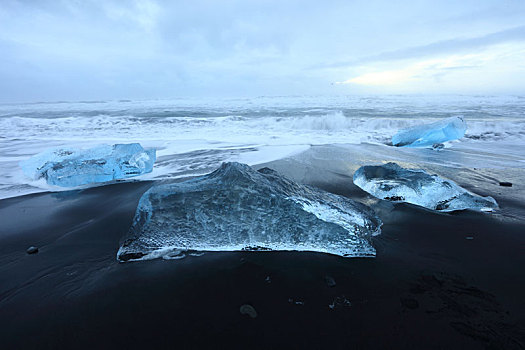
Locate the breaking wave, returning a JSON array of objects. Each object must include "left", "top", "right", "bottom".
[
  {"left": 2, "top": 112, "right": 524, "bottom": 143},
  {"left": 1, "top": 95, "right": 525, "bottom": 199}
]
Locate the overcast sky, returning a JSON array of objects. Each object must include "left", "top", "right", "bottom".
[{"left": 1, "top": 0, "right": 525, "bottom": 102}]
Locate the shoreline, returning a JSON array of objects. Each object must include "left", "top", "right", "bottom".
[{"left": 1, "top": 145, "right": 524, "bottom": 348}]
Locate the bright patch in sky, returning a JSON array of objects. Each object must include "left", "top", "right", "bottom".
[{"left": 337, "top": 43, "right": 525, "bottom": 92}]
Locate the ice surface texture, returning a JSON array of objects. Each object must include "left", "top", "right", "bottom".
[
  {"left": 20, "top": 143, "right": 156, "bottom": 187},
  {"left": 392, "top": 116, "right": 467, "bottom": 147},
  {"left": 117, "top": 162, "right": 382, "bottom": 261},
  {"left": 353, "top": 163, "right": 498, "bottom": 212}
]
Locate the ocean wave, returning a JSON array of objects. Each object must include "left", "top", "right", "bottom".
[
  {"left": 464, "top": 120, "right": 525, "bottom": 141},
  {"left": 257, "top": 112, "right": 417, "bottom": 132},
  {"left": 1, "top": 98, "right": 525, "bottom": 200},
  {"left": 2, "top": 112, "right": 525, "bottom": 143}
]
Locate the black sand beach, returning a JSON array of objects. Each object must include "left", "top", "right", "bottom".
[{"left": 1, "top": 145, "right": 524, "bottom": 349}]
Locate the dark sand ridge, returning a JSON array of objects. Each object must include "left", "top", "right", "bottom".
[{"left": 0, "top": 144, "right": 524, "bottom": 349}]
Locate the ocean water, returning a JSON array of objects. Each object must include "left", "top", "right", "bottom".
[{"left": 1, "top": 95, "right": 524, "bottom": 199}]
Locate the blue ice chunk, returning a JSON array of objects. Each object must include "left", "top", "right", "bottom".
[
  {"left": 392, "top": 116, "right": 467, "bottom": 148},
  {"left": 20, "top": 143, "right": 156, "bottom": 187},
  {"left": 117, "top": 162, "right": 382, "bottom": 262},
  {"left": 353, "top": 162, "right": 498, "bottom": 212}
]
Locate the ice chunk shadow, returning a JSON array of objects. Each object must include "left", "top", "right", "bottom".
[
  {"left": 117, "top": 162, "right": 382, "bottom": 262},
  {"left": 20, "top": 143, "right": 156, "bottom": 187},
  {"left": 353, "top": 163, "right": 498, "bottom": 212}
]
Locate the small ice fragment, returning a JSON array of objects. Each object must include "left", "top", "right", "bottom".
[
  {"left": 353, "top": 163, "right": 498, "bottom": 212},
  {"left": 189, "top": 252, "right": 205, "bottom": 257},
  {"left": 20, "top": 143, "right": 156, "bottom": 187},
  {"left": 329, "top": 296, "right": 351, "bottom": 310},
  {"left": 392, "top": 116, "right": 466, "bottom": 148},
  {"left": 117, "top": 162, "right": 382, "bottom": 262},
  {"left": 26, "top": 246, "right": 38, "bottom": 254},
  {"left": 163, "top": 250, "right": 186, "bottom": 260}
]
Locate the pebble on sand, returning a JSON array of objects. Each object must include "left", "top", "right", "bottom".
[
  {"left": 324, "top": 275, "right": 336, "bottom": 287},
  {"left": 400, "top": 297, "right": 419, "bottom": 309},
  {"left": 239, "top": 304, "right": 257, "bottom": 318}
]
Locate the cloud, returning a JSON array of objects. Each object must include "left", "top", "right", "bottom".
[
  {"left": 102, "top": 0, "right": 161, "bottom": 33},
  {"left": 320, "top": 25, "right": 525, "bottom": 69},
  {"left": 1, "top": 0, "right": 525, "bottom": 101}
]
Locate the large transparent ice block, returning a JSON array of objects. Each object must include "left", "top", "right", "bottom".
[
  {"left": 392, "top": 116, "right": 467, "bottom": 148},
  {"left": 117, "top": 162, "right": 382, "bottom": 261},
  {"left": 20, "top": 143, "right": 156, "bottom": 187},
  {"left": 353, "top": 162, "right": 498, "bottom": 212}
]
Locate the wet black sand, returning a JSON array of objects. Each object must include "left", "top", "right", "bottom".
[{"left": 1, "top": 149, "right": 524, "bottom": 349}]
